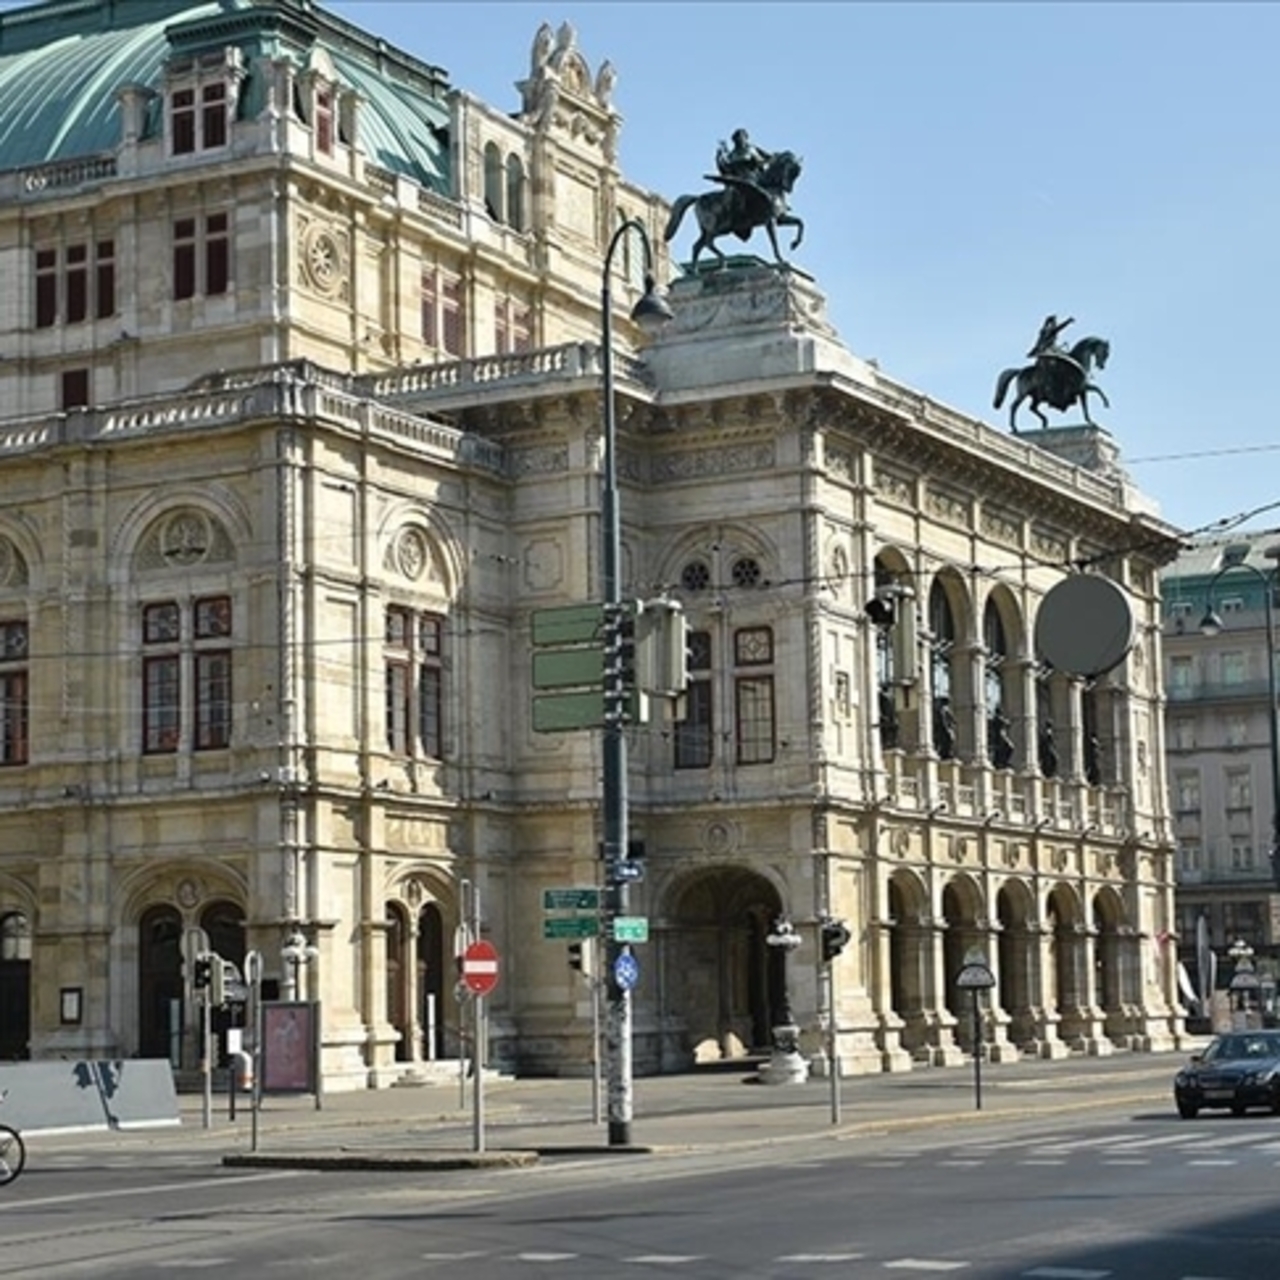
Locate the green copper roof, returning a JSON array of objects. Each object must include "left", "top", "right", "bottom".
[{"left": 0, "top": 0, "right": 451, "bottom": 189}]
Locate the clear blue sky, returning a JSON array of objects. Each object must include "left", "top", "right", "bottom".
[
  {"left": 328, "top": 0, "right": 1280, "bottom": 539},
  {"left": 3, "top": 0, "right": 1267, "bottom": 535}
]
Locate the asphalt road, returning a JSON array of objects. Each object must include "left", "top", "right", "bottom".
[{"left": 4, "top": 1099, "right": 1280, "bottom": 1278}]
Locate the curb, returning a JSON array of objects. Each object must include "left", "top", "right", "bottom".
[
  {"left": 215, "top": 1088, "right": 1169, "bottom": 1171},
  {"left": 223, "top": 1149, "right": 541, "bottom": 1171}
]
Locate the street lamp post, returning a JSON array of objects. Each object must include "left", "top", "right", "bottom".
[
  {"left": 1199, "top": 546, "right": 1280, "bottom": 892},
  {"left": 599, "top": 217, "right": 672, "bottom": 1147}
]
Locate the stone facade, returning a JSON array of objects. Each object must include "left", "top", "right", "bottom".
[{"left": 0, "top": 0, "right": 1186, "bottom": 1084}]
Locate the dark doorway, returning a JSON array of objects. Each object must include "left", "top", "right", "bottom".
[
  {"left": 0, "top": 911, "right": 31, "bottom": 1060},
  {"left": 418, "top": 902, "right": 446, "bottom": 1059},
  {"left": 139, "top": 905, "right": 183, "bottom": 1061}
]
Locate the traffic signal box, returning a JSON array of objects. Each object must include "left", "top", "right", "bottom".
[{"left": 821, "top": 919, "right": 852, "bottom": 963}]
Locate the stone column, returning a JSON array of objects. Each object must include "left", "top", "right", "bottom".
[
  {"left": 1027, "top": 922, "right": 1069, "bottom": 1059},
  {"left": 922, "top": 918, "right": 964, "bottom": 1066}
]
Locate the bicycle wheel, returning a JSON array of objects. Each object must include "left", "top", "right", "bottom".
[{"left": 0, "top": 1123, "right": 25, "bottom": 1185}]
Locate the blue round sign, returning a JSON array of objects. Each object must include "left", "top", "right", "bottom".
[{"left": 613, "top": 952, "right": 640, "bottom": 991}]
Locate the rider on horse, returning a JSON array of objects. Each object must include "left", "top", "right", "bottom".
[
  {"left": 1028, "top": 314, "right": 1078, "bottom": 403},
  {"left": 709, "top": 129, "right": 778, "bottom": 237}
]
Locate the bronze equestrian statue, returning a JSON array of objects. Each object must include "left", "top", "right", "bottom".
[
  {"left": 993, "top": 315, "right": 1111, "bottom": 431},
  {"left": 663, "top": 129, "right": 805, "bottom": 269}
]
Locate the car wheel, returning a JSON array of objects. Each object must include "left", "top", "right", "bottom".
[
  {"left": 1270, "top": 1090, "right": 1280, "bottom": 1116},
  {"left": 1177, "top": 1100, "right": 1199, "bottom": 1119},
  {"left": 1231, "top": 1102, "right": 1248, "bottom": 1116}
]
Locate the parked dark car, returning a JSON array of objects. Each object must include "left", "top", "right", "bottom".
[{"left": 1174, "top": 1030, "right": 1280, "bottom": 1118}]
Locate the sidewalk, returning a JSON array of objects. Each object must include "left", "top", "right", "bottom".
[{"left": 24, "top": 1050, "right": 1187, "bottom": 1171}]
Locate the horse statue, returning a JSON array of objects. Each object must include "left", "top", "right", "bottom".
[
  {"left": 993, "top": 335, "right": 1111, "bottom": 431},
  {"left": 663, "top": 150, "right": 805, "bottom": 270}
]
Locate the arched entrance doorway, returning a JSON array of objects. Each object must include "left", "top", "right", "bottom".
[
  {"left": 887, "top": 870, "right": 929, "bottom": 1058},
  {"left": 941, "top": 875, "right": 985, "bottom": 1049},
  {"left": 996, "top": 879, "right": 1036, "bottom": 1049},
  {"left": 139, "top": 905, "right": 183, "bottom": 1062},
  {"left": 0, "top": 910, "right": 31, "bottom": 1060},
  {"left": 386, "top": 892, "right": 450, "bottom": 1064},
  {"left": 665, "top": 866, "right": 782, "bottom": 1064}
]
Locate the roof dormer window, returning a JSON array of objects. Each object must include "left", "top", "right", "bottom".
[{"left": 166, "top": 51, "right": 241, "bottom": 158}]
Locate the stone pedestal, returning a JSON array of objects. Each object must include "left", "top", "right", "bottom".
[{"left": 641, "top": 259, "right": 876, "bottom": 395}]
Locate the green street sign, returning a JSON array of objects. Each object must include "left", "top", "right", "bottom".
[
  {"left": 532, "top": 689, "right": 647, "bottom": 733},
  {"left": 532, "top": 648, "right": 605, "bottom": 690},
  {"left": 531, "top": 603, "right": 605, "bottom": 648},
  {"left": 543, "top": 916, "right": 600, "bottom": 940},
  {"left": 543, "top": 887, "right": 601, "bottom": 912},
  {"left": 613, "top": 916, "right": 649, "bottom": 943}
]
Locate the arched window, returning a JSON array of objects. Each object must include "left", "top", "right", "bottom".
[
  {"left": 482, "top": 143, "right": 503, "bottom": 222},
  {"left": 984, "top": 599, "right": 1014, "bottom": 768},
  {"left": 1036, "top": 663, "right": 1058, "bottom": 778},
  {"left": 929, "top": 580, "right": 957, "bottom": 760},
  {"left": 505, "top": 154, "right": 526, "bottom": 232}
]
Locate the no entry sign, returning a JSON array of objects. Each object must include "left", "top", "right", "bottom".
[{"left": 461, "top": 939, "right": 500, "bottom": 996}]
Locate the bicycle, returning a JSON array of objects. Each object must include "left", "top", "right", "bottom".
[{"left": 0, "top": 1090, "right": 26, "bottom": 1186}]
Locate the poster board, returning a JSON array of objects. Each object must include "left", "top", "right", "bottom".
[{"left": 260, "top": 1001, "right": 316, "bottom": 1094}]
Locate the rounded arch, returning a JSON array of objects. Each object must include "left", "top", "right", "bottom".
[
  {"left": 662, "top": 863, "right": 785, "bottom": 1063},
  {"left": 111, "top": 484, "right": 253, "bottom": 571},
  {"left": 1092, "top": 884, "right": 1128, "bottom": 1015},
  {"left": 941, "top": 873, "right": 986, "bottom": 1025},
  {"left": 657, "top": 523, "right": 784, "bottom": 605},
  {"left": 0, "top": 871, "right": 38, "bottom": 921},
  {"left": 113, "top": 861, "right": 249, "bottom": 928},
  {"left": 374, "top": 503, "right": 466, "bottom": 602}
]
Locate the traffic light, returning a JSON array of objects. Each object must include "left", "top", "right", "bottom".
[
  {"left": 193, "top": 954, "right": 212, "bottom": 990},
  {"left": 568, "top": 942, "right": 584, "bottom": 972},
  {"left": 821, "top": 918, "right": 852, "bottom": 963},
  {"left": 635, "top": 599, "right": 688, "bottom": 697}
]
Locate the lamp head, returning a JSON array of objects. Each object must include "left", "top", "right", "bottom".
[
  {"left": 1199, "top": 606, "right": 1224, "bottom": 637},
  {"left": 630, "top": 274, "right": 674, "bottom": 334}
]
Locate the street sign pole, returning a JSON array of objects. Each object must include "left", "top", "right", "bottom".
[
  {"left": 589, "top": 937, "right": 603, "bottom": 1127},
  {"left": 956, "top": 948, "right": 996, "bottom": 1112},
  {"left": 471, "top": 886, "right": 483, "bottom": 1154}
]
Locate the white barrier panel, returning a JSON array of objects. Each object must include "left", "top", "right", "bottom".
[{"left": 0, "top": 1060, "right": 181, "bottom": 1134}]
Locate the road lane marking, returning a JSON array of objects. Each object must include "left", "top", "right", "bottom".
[
  {"left": 0, "top": 1169, "right": 308, "bottom": 1211},
  {"left": 1187, "top": 1158, "right": 1237, "bottom": 1166},
  {"left": 1102, "top": 1158, "right": 1150, "bottom": 1166},
  {"left": 621, "top": 1255, "right": 704, "bottom": 1264},
  {"left": 777, "top": 1255, "right": 865, "bottom": 1263},
  {"left": 514, "top": 1254, "right": 578, "bottom": 1262},
  {"left": 884, "top": 1262, "right": 970, "bottom": 1272},
  {"left": 419, "top": 1254, "right": 488, "bottom": 1261},
  {"left": 1022, "top": 1269, "right": 1111, "bottom": 1278},
  {"left": 1019, "top": 1159, "right": 1066, "bottom": 1166}
]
